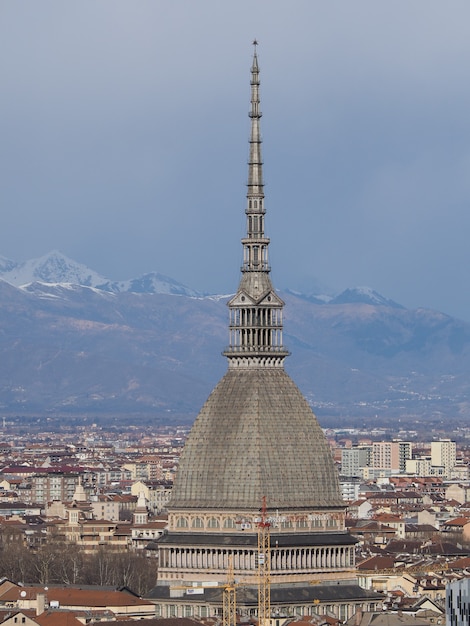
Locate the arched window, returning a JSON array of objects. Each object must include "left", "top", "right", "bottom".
[
  {"left": 192, "top": 517, "right": 203, "bottom": 528},
  {"left": 176, "top": 517, "right": 188, "bottom": 528},
  {"left": 207, "top": 517, "right": 220, "bottom": 528}
]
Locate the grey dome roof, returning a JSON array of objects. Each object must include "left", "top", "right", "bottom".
[{"left": 169, "top": 367, "right": 343, "bottom": 511}]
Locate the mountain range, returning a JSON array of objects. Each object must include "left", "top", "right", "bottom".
[
  {"left": 0, "top": 250, "right": 201, "bottom": 297},
  {"left": 0, "top": 250, "right": 469, "bottom": 427}
]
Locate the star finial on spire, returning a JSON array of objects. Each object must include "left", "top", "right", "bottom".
[{"left": 253, "top": 39, "right": 258, "bottom": 48}]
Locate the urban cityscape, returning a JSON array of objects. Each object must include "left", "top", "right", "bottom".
[
  {"left": 2, "top": 5, "right": 470, "bottom": 626},
  {"left": 0, "top": 417, "right": 469, "bottom": 623}
]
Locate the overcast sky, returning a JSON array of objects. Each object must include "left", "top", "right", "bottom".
[{"left": 2, "top": 2, "right": 470, "bottom": 320}]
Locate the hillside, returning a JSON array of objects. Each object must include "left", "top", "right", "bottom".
[{"left": 0, "top": 265, "right": 469, "bottom": 424}]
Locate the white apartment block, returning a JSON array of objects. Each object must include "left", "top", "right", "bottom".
[{"left": 431, "top": 439, "right": 456, "bottom": 479}]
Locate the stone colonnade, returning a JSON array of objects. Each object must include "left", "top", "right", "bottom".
[{"left": 159, "top": 544, "right": 353, "bottom": 577}]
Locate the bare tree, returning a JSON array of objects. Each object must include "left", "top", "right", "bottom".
[
  {"left": 0, "top": 529, "right": 157, "bottom": 596},
  {"left": 55, "top": 542, "right": 84, "bottom": 585},
  {"left": 0, "top": 541, "right": 35, "bottom": 583},
  {"left": 33, "top": 543, "right": 62, "bottom": 584}
]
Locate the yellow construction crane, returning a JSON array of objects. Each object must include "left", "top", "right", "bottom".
[
  {"left": 257, "top": 496, "right": 271, "bottom": 626},
  {"left": 223, "top": 556, "right": 237, "bottom": 626},
  {"left": 222, "top": 498, "right": 272, "bottom": 626}
]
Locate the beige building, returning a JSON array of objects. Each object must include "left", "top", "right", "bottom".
[
  {"left": 131, "top": 480, "right": 172, "bottom": 514},
  {"left": 31, "top": 471, "right": 81, "bottom": 504},
  {"left": 89, "top": 494, "right": 121, "bottom": 521},
  {"left": 371, "top": 441, "right": 411, "bottom": 474},
  {"left": 445, "top": 482, "right": 470, "bottom": 504},
  {"left": 431, "top": 439, "right": 456, "bottom": 478}
]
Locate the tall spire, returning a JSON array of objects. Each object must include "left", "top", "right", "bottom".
[
  {"left": 245, "top": 39, "right": 265, "bottom": 260},
  {"left": 224, "top": 43, "right": 289, "bottom": 368}
]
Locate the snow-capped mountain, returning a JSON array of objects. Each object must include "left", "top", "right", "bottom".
[
  {"left": 0, "top": 251, "right": 201, "bottom": 297},
  {"left": 284, "top": 288, "right": 333, "bottom": 305},
  {"left": 0, "top": 255, "right": 18, "bottom": 273},
  {"left": 330, "top": 286, "right": 404, "bottom": 309},
  {"left": 1, "top": 251, "right": 470, "bottom": 423},
  {"left": 0, "top": 250, "right": 107, "bottom": 288},
  {"left": 1, "top": 251, "right": 405, "bottom": 305},
  {"left": 99, "top": 273, "right": 201, "bottom": 297}
]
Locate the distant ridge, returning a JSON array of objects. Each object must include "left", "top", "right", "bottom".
[
  {"left": 0, "top": 250, "right": 107, "bottom": 288},
  {"left": 330, "top": 287, "right": 405, "bottom": 309},
  {"left": 0, "top": 251, "right": 201, "bottom": 297},
  {"left": 1, "top": 251, "right": 469, "bottom": 423},
  {"left": 99, "top": 273, "right": 201, "bottom": 297},
  {"left": 0, "top": 251, "right": 403, "bottom": 304}
]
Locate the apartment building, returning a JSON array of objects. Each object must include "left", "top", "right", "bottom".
[{"left": 431, "top": 439, "right": 457, "bottom": 479}]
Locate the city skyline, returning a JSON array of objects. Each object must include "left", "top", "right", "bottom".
[{"left": 2, "top": 2, "right": 470, "bottom": 320}]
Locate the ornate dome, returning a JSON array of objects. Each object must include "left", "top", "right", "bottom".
[
  {"left": 168, "top": 44, "right": 343, "bottom": 520},
  {"left": 169, "top": 367, "right": 343, "bottom": 511}
]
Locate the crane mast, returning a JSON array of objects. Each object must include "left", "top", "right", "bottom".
[
  {"left": 222, "top": 556, "right": 237, "bottom": 626},
  {"left": 257, "top": 497, "right": 271, "bottom": 626}
]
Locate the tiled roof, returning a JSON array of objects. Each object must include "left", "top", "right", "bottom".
[
  {"left": 449, "top": 556, "right": 470, "bottom": 569},
  {"left": 35, "top": 611, "right": 83, "bottom": 625},
  {"left": 170, "top": 368, "right": 344, "bottom": 510},
  {"left": 444, "top": 517, "right": 470, "bottom": 527},
  {"left": 357, "top": 555, "right": 396, "bottom": 571},
  {"left": 99, "top": 617, "right": 204, "bottom": 626},
  {"left": 157, "top": 531, "right": 357, "bottom": 548},
  {"left": 0, "top": 586, "right": 153, "bottom": 608},
  {"left": 147, "top": 583, "right": 379, "bottom": 604}
]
